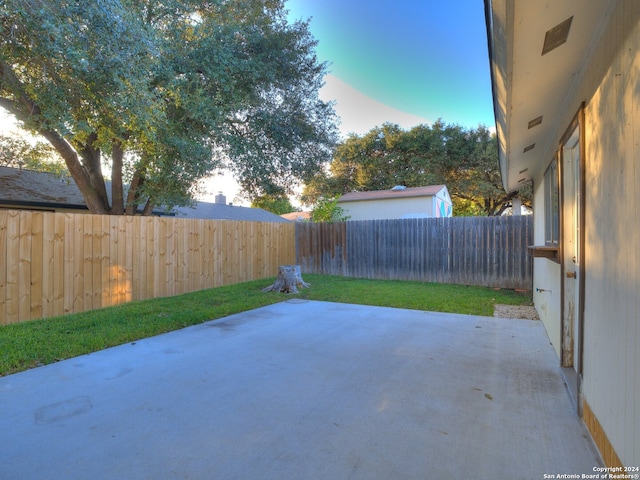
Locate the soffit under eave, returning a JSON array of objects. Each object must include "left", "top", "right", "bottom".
[
  {"left": 488, "top": 0, "right": 617, "bottom": 193},
  {"left": 485, "top": 0, "right": 513, "bottom": 192},
  {"left": 488, "top": 0, "right": 544, "bottom": 194}
]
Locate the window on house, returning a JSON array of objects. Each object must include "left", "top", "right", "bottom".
[{"left": 544, "top": 159, "right": 559, "bottom": 245}]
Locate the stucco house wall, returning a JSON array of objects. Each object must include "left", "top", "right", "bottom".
[
  {"left": 488, "top": 0, "right": 640, "bottom": 466},
  {"left": 531, "top": 2, "right": 639, "bottom": 466},
  {"left": 578, "top": 3, "right": 640, "bottom": 465}
]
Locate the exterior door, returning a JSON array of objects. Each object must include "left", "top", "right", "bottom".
[{"left": 561, "top": 126, "right": 581, "bottom": 372}]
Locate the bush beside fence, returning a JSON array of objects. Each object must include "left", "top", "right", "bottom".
[
  {"left": 0, "top": 210, "right": 295, "bottom": 325},
  {"left": 296, "top": 216, "right": 533, "bottom": 289}
]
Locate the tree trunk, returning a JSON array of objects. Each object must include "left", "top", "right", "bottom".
[
  {"left": 125, "top": 169, "right": 145, "bottom": 215},
  {"left": 111, "top": 140, "right": 125, "bottom": 214},
  {"left": 262, "top": 265, "right": 310, "bottom": 294},
  {"left": 40, "top": 128, "right": 110, "bottom": 214}
]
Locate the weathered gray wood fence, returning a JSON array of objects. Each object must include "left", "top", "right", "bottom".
[{"left": 296, "top": 216, "right": 533, "bottom": 289}]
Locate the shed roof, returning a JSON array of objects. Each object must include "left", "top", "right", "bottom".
[{"left": 338, "top": 185, "right": 446, "bottom": 203}]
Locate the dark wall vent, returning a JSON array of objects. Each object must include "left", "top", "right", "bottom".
[
  {"left": 542, "top": 16, "right": 573, "bottom": 56},
  {"left": 528, "top": 116, "right": 543, "bottom": 129}
]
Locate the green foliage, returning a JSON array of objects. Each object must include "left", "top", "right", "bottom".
[
  {"left": 302, "top": 121, "right": 531, "bottom": 216},
  {"left": 0, "top": 274, "right": 532, "bottom": 376},
  {"left": 0, "top": 134, "right": 66, "bottom": 176},
  {"left": 310, "top": 196, "right": 350, "bottom": 222},
  {"left": 0, "top": 0, "right": 338, "bottom": 214},
  {"left": 452, "top": 198, "right": 485, "bottom": 217},
  {"left": 250, "top": 193, "right": 296, "bottom": 215},
  {"left": 297, "top": 275, "right": 532, "bottom": 316}
]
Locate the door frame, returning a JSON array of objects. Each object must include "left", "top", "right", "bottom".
[{"left": 559, "top": 105, "right": 586, "bottom": 411}]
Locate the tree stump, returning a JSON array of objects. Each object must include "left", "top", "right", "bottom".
[{"left": 262, "top": 265, "right": 310, "bottom": 294}]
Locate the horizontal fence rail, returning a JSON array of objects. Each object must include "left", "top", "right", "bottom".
[
  {"left": 0, "top": 210, "right": 295, "bottom": 325},
  {"left": 296, "top": 216, "right": 533, "bottom": 289}
]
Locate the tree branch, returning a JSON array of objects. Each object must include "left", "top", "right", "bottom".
[
  {"left": 111, "top": 140, "right": 125, "bottom": 214},
  {"left": 77, "top": 132, "right": 110, "bottom": 212},
  {"left": 141, "top": 198, "right": 155, "bottom": 216},
  {"left": 0, "top": 62, "right": 109, "bottom": 213},
  {"left": 39, "top": 129, "right": 108, "bottom": 214},
  {"left": 125, "top": 165, "right": 147, "bottom": 215},
  {"left": 0, "top": 62, "right": 44, "bottom": 123}
]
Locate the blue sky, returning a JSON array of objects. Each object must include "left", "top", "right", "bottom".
[{"left": 285, "top": 0, "right": 495, "bottom": 136}]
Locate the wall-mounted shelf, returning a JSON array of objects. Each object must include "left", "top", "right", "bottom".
[{"left": 528, "top": 245, "right": 559, "bottom": 261}]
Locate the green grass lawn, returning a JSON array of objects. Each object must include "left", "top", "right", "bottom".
[{"left": 0, "top": 274, "right": 532, "bottom": 376}]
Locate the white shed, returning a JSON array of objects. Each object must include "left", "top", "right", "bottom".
[{"left": 337, "top": 185, "right": 452, "bottom": 221}]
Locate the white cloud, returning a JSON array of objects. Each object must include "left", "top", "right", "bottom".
[{"left": 320, "top": 74, "right": 430, "bottom": 137}]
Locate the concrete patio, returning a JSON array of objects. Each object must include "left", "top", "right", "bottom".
[{"left": 0, "top": 300, "right": 602, "bottom": 479}]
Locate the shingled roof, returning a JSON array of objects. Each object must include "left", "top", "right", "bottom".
[
  {"left": 338, "top": 185, "right": 446, "bottom": 203},
  {"left": 0, "top": 166, "right": 87, "bottom": 210},
  {"left": 172, "top": 202, "right": 290, "bottom": 223},
  {"left": 0, "top": 166, "right": 290, "bottom": 222}
]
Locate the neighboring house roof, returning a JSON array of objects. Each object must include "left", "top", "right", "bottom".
[
  {"left": 338, "top": 185, "right": 447, "bottom": 203},
  {"left": 0, "top": 165, "right": 167, "bottom": 214},
  {"left": 1, "top": 166, "right": 289, "bottom": 222},
  {"left": 0, "top": 166, "right": 87, "bottom": 210},
  {"left": 280, "top": 211, "right": 311, "bottom": 221},
  {"left": 172, "top": 202, "right": 291, "bottom": 223}
]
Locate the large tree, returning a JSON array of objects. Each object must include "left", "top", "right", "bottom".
[
  {"left": 0, "top": 0, "right": 337, "bottom": 214},
  {"left": 0, "top": 133, "right": 67, "bottom": 176},
  {"left": 302, "top": 121, "right": 530, "bottom": 216}
]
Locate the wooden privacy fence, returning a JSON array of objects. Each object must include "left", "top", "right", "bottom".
[
  {"left": 0, "top": 210, "right": 295, "bottom": 325},
  {"left": 296, "top": 216, "right": 533, "bottom": 289}
]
